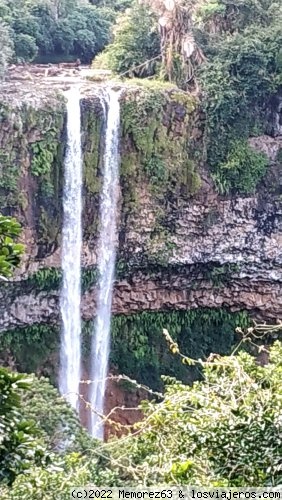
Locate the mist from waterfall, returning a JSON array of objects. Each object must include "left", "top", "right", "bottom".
[
  {"left": 90, "top": 89, "right": 121, "bottom": 439},
  {"left": 59, "top": 87, "right": 83, "bottom": 411}
]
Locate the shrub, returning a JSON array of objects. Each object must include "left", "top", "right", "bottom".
[
  {"left": 198, "top": 6, "right": 282, "bottom": 193},
  {"left": 212, "top": 140, "right": 269, "bottom": 194},
  {"left": 103, "top": 341, "right": 282, "bottom": 487},
  {"left": 93, "top": 2, "right": 160, "bottom": 77},
  {"left": 0, "top": 215, "right": 24, "bottom": 279},
  {"left": 13, "top": 33, "right": 38, "bottom": 62},
  {"left": 20, "top": 376, "right": 90, "bottom": 454},
  {"left": 0, "top": 368, "right": 48, "bottom": 485}
]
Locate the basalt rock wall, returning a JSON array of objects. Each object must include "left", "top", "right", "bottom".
[{"left": 0, "top": 80, "right": 282, "bottom": 383}]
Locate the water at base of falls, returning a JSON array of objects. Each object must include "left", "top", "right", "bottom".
[
  {"left": 59, "top": 87, "right": 83, "bottom": 411},
  {"left": 89, "top": 89, "right": 121, "bottom": 439}
]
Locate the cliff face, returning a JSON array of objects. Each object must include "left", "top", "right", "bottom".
[{"left": 0, "top": 76, "right": 282, "bottom": 384}]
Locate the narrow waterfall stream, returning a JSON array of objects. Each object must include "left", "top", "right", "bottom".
[
  {"left": 90, "top": 89, "right": 121, "bottom": 438},
  {"left": 59, "top": 87, "right": 83, "bottom": 410}
]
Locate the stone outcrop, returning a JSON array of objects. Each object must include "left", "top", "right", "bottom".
[{"left": 1, "top": 189, "right": 282, "bottom": 333}]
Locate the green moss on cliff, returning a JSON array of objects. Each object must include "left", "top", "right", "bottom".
[
  {"left": 0, "top": 323, "right": 59, "bottom": 383},
  {"left": 83, "top": 113, "right": 103, "bottom": 195},
  {"left": 0, "top": 308, "right": 250, "bottom": 390},
  {"left": 0, "top": 97, "right": 65, "bottom": 253},
  {"left": 0, "top": 102, "right": 26, "bottom": 209},
  {"left": 89, "top": 308, "right": 250, "bottom": 390},
  {"left": 16, "top": 261, "right": 243, "bottom": 296},
  {"left": 211, "top": 140, "right": 269, "bottom": 195},
  {"left": 80, "top": 98, "right": 104, "bottom": 240},
  {"left": 23, "top": 265, "right": 99, "bottom": 293},
  {"left": 28, "top": 105, "right": 65, "bottom": 248},
  {"left": 120, "top": 87, "right": 201, "bottom": 198}
]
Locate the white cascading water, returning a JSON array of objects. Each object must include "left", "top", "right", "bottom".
[
  {"left": 59, "top": 87, "right": 83, "bottom": 410},
  {"left": 90, "top": 89, "right": 121, "bottom": 438}
]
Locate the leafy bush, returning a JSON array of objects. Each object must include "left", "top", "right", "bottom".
[
  {"left": 0, "top": 368, "right": 48, "bottom": 485},
  {"left": 212, "top": 140, "right": 269, "bottom": 194},
  {"left": 5, "top": 454, "right": 91, "bottom": 500},
  {"left": 13, "top": 33, "right": 38, "bottom": 61},
  {"left": 198, "top": 2, "right": 282, "bottom": 192},
  {"left": 1, "top": 341, "right": 282, "bottom": 493},
  {"left": 93, "top": 2, "right": 160, "bottom": 77},
  {"left": 103, "top": 341, "right": 282, "bottom": 487},
  {"left": 0, "top": 215, "right": 24, "bottom": 279},
  {"left": 20, "top": 376, "right": 90, "bottom": 454},
  {"left": 4, "top": 452, "right": 119, "bottom": 500}
]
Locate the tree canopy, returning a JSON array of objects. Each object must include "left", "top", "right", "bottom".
[{"left": 0, "top": 0, "right": 130, "bottom": 76}]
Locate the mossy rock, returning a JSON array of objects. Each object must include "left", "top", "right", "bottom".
[{"left": 119, "top": 87, "right": 201, "bottom": 201}]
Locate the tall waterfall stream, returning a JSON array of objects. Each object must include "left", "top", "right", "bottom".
[
  {"left": 59, "top": 87, "right": 83, "bottom": 411},
  {"left": 90, "top": 89, "right": 121, "bottom": 438},
  {"left": 58, "top": 86, "right": 120, "bottom": 437}
]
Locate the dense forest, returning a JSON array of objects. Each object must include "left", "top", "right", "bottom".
[
  {"left": 0, "top": 0, "right": 131, "bottom": 71},
  {"left": 0, "top": 0, "right": 282, "bottom": 497}
]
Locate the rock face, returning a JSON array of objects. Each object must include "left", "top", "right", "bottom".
[
  {"left": 1, "top": 190, "right": 282, "bottom": 333},
  {"left": 0, "top": 75, "right": 282, "bottom": 379}
]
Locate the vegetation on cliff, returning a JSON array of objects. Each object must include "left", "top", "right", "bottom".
[
  {"left": 0, "top": 215, "right": 24, "bottom": 279},
  {"left": 93, "top": 0, "right": 282, "bottom": 194}
]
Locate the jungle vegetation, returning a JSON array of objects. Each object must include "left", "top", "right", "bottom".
[
  {"left": 94, "top": 0, "right": 282, "bottom": 193},
  {"left": 0, "top": 336, "right": 281, "bottom": 498},
  {"left": 0, "top": 0, "right": 131, "bottom": 71}
]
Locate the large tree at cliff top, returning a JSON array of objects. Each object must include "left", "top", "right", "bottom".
[{"left": 143, "top": 0, "right": 205, "bottom": 89}]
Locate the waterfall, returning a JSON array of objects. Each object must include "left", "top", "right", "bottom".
[
  {"left": 59, "top": 87, "right": 83, "bottom": 411},
  {"left": 90, "top": 89, "right": 121, "bottom": 438}
]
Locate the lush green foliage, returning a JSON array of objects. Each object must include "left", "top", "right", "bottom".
[
  {"left": 109, "top": 309, "right": 249, "bottom": 389},
  {"left": 0, "top": 368, "right": 48, "bottom": 484},
  {"left": 93, "top": 2, "right": 160, "bottom": 77},
  {"left": 20, "top": 376, "right": 90, "bottom": 454},
  {"left": 13, "top": 33, "right": 38, "bottom": 61},
  {"left": 197, "top": 0, "right": 282, "bottom": 193},
  {"left": 0, "top": 215, "right": 24, "bottom": 279},
  {"left": 102, "top": 341, "right": 282, "bottom": 487},
  {"left": 2, "top": 341, "right": 281, "bottom": 496},
  {"left": 211, "top": 141, "right": 269, "bottom": 194},
  {"left": 0, "top": 0, "right": 116, "bottom": 73}
]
